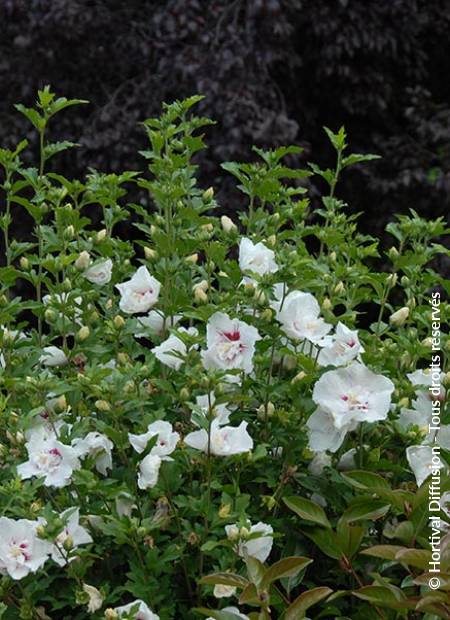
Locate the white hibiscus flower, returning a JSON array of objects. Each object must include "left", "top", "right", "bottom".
[
  {"left": 185, "top": 419, "right": 253, "bottom": 456},
  {"left": 17, "top": 427, "right": 81, "bottom": 488},
  {"left": 116, "top": 266, "right": 161, "bottom": 314},
  {"left": 277, "top": 291, "right": 332, "bottom": 344},
  {"left": 0, "top": 518, "right": 51, "bottom": 580},
  {"left": 317, "top": 322, "right": 364, "bottom": 367},
  {"left": 238, "top": 238, "right": 278, "bottom": 276},
  {"left": 151, "top": 327, "right": 197, "bottom": 370},
  {"left": 201, "top": 312, "right": 261, "bottom": 374},
  {"left": 128, "top": 420, "right": 179, "bottom": 458},
  {"left": 312, "top": 362, "right": 394, "bottom": 430}
]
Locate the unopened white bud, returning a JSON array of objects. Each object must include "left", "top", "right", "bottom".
[
  {"left": 221, "top": 215, "right": 237, "bottom": 233},
  {"left": 96, "top": 229, "right": 107, "bottom": 242},
  {"left": 75, "top": 251, "right": 91, "bottom": 270},
  {"left": 389, "top": 307, "right": 409, "bottom": 327}
]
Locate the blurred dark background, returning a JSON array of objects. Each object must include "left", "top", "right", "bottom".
[{"left": 1, "top": 0, "right": 449, "bottom": 237}]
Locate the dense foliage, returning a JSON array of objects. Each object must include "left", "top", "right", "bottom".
[
  {"left": 1, "top": 0, "right": 449, "bottom": 242},
  {"left": 0, "top": 90, "right": 449, "bottom": 620}
]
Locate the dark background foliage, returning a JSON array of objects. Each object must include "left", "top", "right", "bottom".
[{"left": 1, "top": 0, "right": 449, "bottom": 237}]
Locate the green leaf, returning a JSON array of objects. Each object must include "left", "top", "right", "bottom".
[
  {"left": 245, "top": 556, "right": 265, "bottom": 587},
  {"left": 394, "top": 548, "right": 432, "bottom": 570},
  {"left": 285, "top": 586, "right": 333, "bottom": 620},
  {"left": 43, "top": 141, "right": 79, "bottom": 162},
  {"left": 261, "top": 556, "right": 313, "bottom": 588},
  {"left": 14, "top": 104, "right": 45, "bottom": 131},
  {"left": 301, "top": 526, "right": 341, "bottom": 560},
  {"left": 336, "top": 519, "right": 364, "bottom": 559},
  {"left": 360, "top": 545, "right": 406, "bottom": 561},
  {"left": 352, "top": 585, "right": 411, "bottom": 611},
  {"left": 340, "top": 470, "right": 391, "bottom": 490},
  {"left": 283, "top": 495, "right": 331, "bottom": 528},
  {"left": 341, "top": 153, "right": 381, "bottom": 168},
  {"left": 199, "top": 573, "right": 249, "bottom": 589},
  {"left": 341, "top": 499, "right": 391, "bottom": 523}
]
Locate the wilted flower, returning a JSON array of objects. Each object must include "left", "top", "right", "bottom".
[
  {"left": 83, "top": 584, "right": 104, "bottom": 613},
  {"left": 213, "top": 584, "right": 237, "bottom": 598},
  {"left": 137, "top": 455, "right": 162, "bottom": 490},
  {"left": 116, "top": 266, "right": 161, "bottom": 314}
]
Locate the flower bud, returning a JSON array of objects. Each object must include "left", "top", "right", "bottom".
[
  {"left": 64, "top": 225, "right": 75, "bottom": 239},
  {"left": 226, "top": 524, "right": 239, "bottom": 541},
  {"left": 257, "top": 402, "right": 275, "bottom": 420},
  {"left": 105, "top": 610, "right": 118, "bottom": 620},
  {"left": 179, "top": 387, "right": 190, "bottom": 401},
  {"left": 260, "top": 308, "right": 273, "bottom": 322},
  {"left": 36, "top": 525, "right": 46, "bottom": 538},
  {"left": 291, "top": 371, "right": 307, "bottom": 384},
  {"left": 19, "top": 256, "right": 30, "bottom": 271},
  {"left": 185, "top": 253, "right": 198, "bottom": 265},
  {"left": 194, "top": 279, "right": 208, "bottom": 292},
  {"left": 62, "top": 278, "right": 72, "bottom": 292},
  {"left": 389, "top": 307, "right": 409, "bottom": 327},
  {"left": 221, "top": 215, "right": 237, "bottom": 233},
  {"left": 203, "top": 187, "right": 214, "bottom": 201},
  {"left": 144, "top": 247, "right": 157, "bottom": 260},
  {"left": 150, "top": 224, "right": 158, "bottom": 236},
  {"left": 77, "top": 326, "right": 90, "bottom": 341},
  {"left": 117, "top": 352, "right": 129, "bottom": 365},
  {"left": 239, "top": 526, "right": 250, "bottom": 539},
  {"left": 54, "top": 395, "right": 67, "bottom": 413},
  {"left": 105, "top": 299, "right": 113, "bottom": 310},
  {"left": 194, "top": 287, "right": 208, "bottom": 304},
  {"left": 218, "top": 504, "right": 231, "bottom": 519},
  {"left": 63, "top": 535, "right": 74, "bottom": 551},
  {"left": 400, "top": 275, "right": 409, "bottom": 287},
  {"left": 386, "top": 273, "right": 398, "bottom": 287},
  {"left": 421, "top": 337, "right": 433, "bottom": 348},
  {"left": 334, "top": 281, "right": 345, "bottom": 294},
  {"left": 329, "top": 251, "right": 337, "bottom": 263},
  {"left": 202, "top": 223, "right": 214, "bottom": 233},
  {"left": 75, "top": 251, "right": 91, "bottom": 270},
  {"left": 398, "top": 397, "right": 409, "bottom": 408},
  {"left": 113, "top": 315, "right": 125, "bottom": 329},
  {"left": 322, "top": 297, "right": 332, "bottom": 311},
  {"left": 407, "top": 297, "right": 416, "bottom": 309},
  {"left": 96, "top": 229, "right": 107, "bottom": 242},
  {"left": 388, "top": 246, "right": 399, "bottom": 260},
  {"left": 95, "top": 400, "right": 111, "bottom": 412},
  {"left": 267, "top": 234, "right": 276, "bottom": 247}
]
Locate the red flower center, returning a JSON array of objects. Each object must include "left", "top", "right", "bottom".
[{"left": 223, "top": 331, "right": 241, "bottom": 342}]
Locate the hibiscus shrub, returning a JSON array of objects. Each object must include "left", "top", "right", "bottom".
[{"left": 0, "top": 88, "right": 449, "bottom": 620}]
